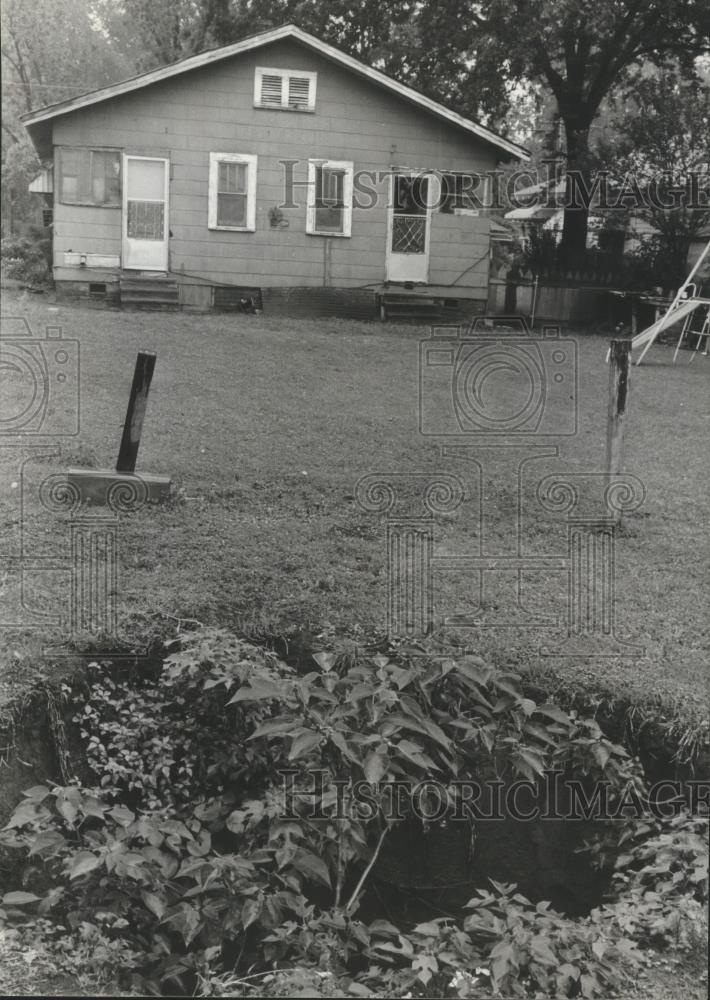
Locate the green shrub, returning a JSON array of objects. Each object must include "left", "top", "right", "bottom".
[
  {"left": 75, "top": 631, "right": 290, "bottom": 810},
  {"left": 0, "top": 628, "right": 686, "bottom": 997},
  {"left": 1, "top": 229, "right": 51, "bottom": 285},
  {"left": 600, "top": 813, "right": 708, "bottom": 952}
]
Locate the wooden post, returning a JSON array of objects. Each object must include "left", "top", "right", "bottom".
[
  {"left": 116, "top": 351, "right": 156, "bottom": 474},
  {"left": 606, "top": 340, "right": 631, "bottom": 514}
]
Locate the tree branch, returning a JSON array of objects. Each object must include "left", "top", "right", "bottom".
[
  {"left": 345, "top": 825, "right": 389, "bottom": 914},
  {"left": 2, "top": 121, "right": 22, "bottom": 144},
  {"left": 585, "top": 0, "right": 652, "bottom": 110}
]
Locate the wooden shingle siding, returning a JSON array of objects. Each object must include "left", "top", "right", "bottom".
[{"left": 52, "top": 39, "right": 498, "bottom": 294}]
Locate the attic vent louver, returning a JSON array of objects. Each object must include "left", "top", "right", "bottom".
[
  {"left": 288, "top": 76, "right": 311, "bottom": 109},
  {"left": 254, "top": 67, "right": 317, "bottom": 111},
  {"left": 260, "top": 74, "right": 283, "bottom": 106}
]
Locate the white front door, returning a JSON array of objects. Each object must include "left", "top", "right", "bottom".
[
  {"left": 122, "top": 155, "right": 169, "bottom": 271},
  {"left": 385, "top": 173, "right": 432, "bottom": 283}
]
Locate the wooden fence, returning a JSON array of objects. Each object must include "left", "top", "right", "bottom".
[{"left": 488, "top": 277, "right": 612, "bottom": 324}]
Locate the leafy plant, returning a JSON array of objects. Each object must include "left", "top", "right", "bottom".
[
  {"left": 600, "top": 812, "right": 708, "bottom": 952},
  {"left": 0, "top": 628, "right": 672, "bottom": 996},
  {"left": 0, "top": 230, "right": 51, "bottom": 285},
  {"left": 74, "top": 631, "right": 293, "bottom": 810}
]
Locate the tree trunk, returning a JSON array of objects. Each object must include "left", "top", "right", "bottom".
[{"left": 561, "top": 117, "right": 593, "bottom": 258}]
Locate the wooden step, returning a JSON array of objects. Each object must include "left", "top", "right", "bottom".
[
  {"left": 119, "top": 274, "right": 179, "bottom": 309},
  {"left": 121, "top": 292, "right": 178, "bottom": 301},
  {"left": 120, "top": 280, "right": 177, "bottom": 292},
  {"left": 379, "top": 294, "right": 463, "bottom": 322},
  {"left": 120, "top": 286, "right": 178, "bottom": 299}
]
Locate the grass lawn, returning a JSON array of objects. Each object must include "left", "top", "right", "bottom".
[{"left": 1, "top": 288, "right": 709, "bottom": 732}]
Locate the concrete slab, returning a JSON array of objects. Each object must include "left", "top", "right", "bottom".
[{"left": 66, "top": 468, "right": 171, "bottom": 509}]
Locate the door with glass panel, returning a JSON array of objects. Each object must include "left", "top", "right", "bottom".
[
  {"left": 385, "top": 173, "right": 432, "bottom": 283},
  {"left": 122, "top": 156, "right": 169, "bottom": 270}
]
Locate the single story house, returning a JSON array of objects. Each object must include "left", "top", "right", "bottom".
[{"left": 22, "top": 23, "right": 528, "bottom": 317}]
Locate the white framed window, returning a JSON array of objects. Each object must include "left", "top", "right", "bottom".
[
  {"left": 208, "top": 153, "right": 257, "bottom": 231},
  {"left": 254, "top": 67, "right": 317, "bottom": 111},
  {"left": 306, "top": 159, "right": 354, "bottom": 237}
]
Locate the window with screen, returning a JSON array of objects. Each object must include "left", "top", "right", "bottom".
[
  {"left": 438, "top": 173, "right": 488, "bottom": 213},
  {"left": 208, "top": 153, "right": 257, "bottom": 231},
  {"left": 306, "top": 160, "right": 353, "bottom": 237},
  {"left": 58, "top": 148, "right": 121, "bottom": 206}
]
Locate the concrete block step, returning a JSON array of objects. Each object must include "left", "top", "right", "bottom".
[
  {"left": 120, "top": 281, "right": 178, "bottom": 292},
  {"left": 120, "top": 295, "right": 180, "bottom": 309},
  {"left": 385, "top": 303, "right": 454, "bottom": 314},
  {"left": 385, "top": 312, "right": 458, "bottom": 322}
]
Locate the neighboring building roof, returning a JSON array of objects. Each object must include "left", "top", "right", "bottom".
[
  {"left": 505, "top": 205, "right": 559, "bottom": 221},
  {"left": 489, "top": 220, "right": 515, "bottom": 240},
  {"left": 513, "top": 178, "right": 566, "bottom": 200},
  {"left": 22, "top": 23, "right": 529, "bottom": 162},
  {"left": 28, "top": 168, "right": 53, "bottom": 193}
]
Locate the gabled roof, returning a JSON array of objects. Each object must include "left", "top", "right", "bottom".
[{"left": 22, "top": 23, "right": 529, "bottom": 162}]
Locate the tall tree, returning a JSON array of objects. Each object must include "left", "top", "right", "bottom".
[
  {"left": 467, "top": 0, "right": 710, "bottom": 255},
  {"left": 603, "top": 69, "right": 710, "bottom": 288},
  {"left": 224, "top": 0, "right": 420, "bottom": 75},
  {"left": 94, "top": 0, "right": 240, "bottom": 71},
  {"left": 1, "top": 0, "right": 131, "bottom": 232}
]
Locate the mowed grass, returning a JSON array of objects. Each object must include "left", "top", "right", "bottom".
[{"left": 1, "top": 289, "right": 708, "bottom": 727}]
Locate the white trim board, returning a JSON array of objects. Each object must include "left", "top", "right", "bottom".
[{"left": 22, "top": 25, "right": 529, "bottom": 162}]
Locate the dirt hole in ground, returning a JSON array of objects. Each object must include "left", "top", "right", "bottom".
[{"left": 0, "top": 652, "right": 655, "bottom": 926}]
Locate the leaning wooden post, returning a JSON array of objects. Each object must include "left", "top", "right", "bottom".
[
  {"left": 606, "top": 339, "right": 631, "bottom": 521},
  {"left": 65, "top": 349, "right": 170, "bottom": 506},
  {"left": 116, "top": 351, "right": 157, "bottom": 474}
]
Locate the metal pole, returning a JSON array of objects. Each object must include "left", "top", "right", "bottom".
[{"left": 635, "top": 238, "right": 710, "bottom": 365}]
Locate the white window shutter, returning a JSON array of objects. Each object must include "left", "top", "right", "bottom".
[
  {"left": 341, "top": 164, "right": 354, "bottom": 237},
  {"left": 208, "top": 153, "right": 219, "bottom": 229},
  {"left": 306, "top": 160, "right": 318, "bottom": 234},
  {"left": 245, "top": 157, "right": 257, "bottom": 230}
]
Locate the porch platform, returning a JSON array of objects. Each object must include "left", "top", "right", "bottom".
[{"left": 377, "top": 284, "right": 486, "bottom": 322}]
